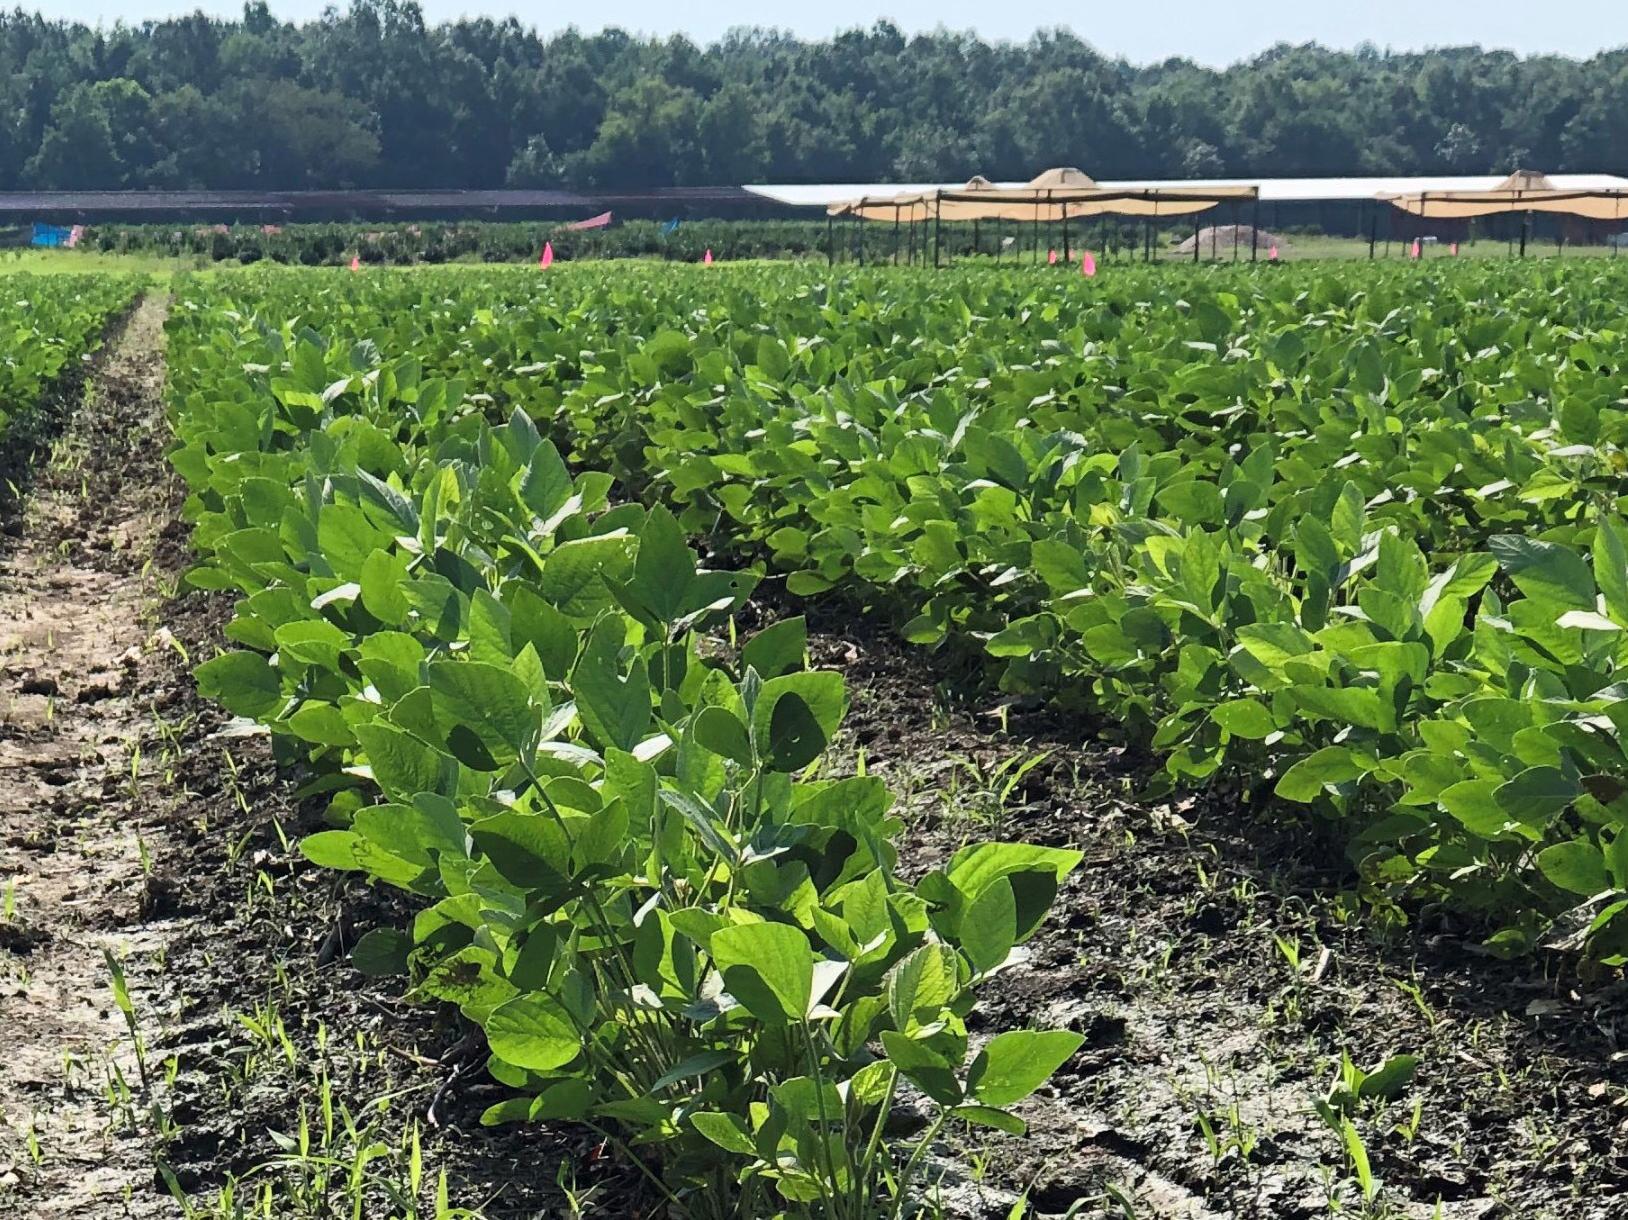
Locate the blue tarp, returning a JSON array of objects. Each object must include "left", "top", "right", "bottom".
[{"left": 31, "top": 222, "right": 72, "bottom": 247}]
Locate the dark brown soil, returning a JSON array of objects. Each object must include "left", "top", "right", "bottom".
[
  {"left": 0, "top": 293, "right": 613, "bottom": 1218},
  {"left": 775, "top": 588, "right": 1628, "bottom": 1220},
  {"left": 5, "top": 292, "right": 1622, "bottom": 1220}
]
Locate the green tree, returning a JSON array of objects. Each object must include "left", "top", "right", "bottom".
[
  {"left": 25, "top": 79, "right": 153, "bottom": 188},
  {"left": 699, "top": 83, "right": 768, "bottom": 184},
  {"left": 506, "top": 134, "right": 561, "bottom": 187},
  {"left": 226, "top": 79, "right": 380, "bottom": 187},
  {"left": 566, "top": 78, "right": 701, "bottom": 188}
]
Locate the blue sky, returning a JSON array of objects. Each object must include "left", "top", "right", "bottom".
[{"left": 26, "top": 0, "right": 1627, "bottom": 68}]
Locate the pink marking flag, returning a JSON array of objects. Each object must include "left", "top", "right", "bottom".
[
  {"left": 1081, "top": 251, "right": 1096, "bottom": 277},
  {"left": 1047, "top": 248, "right": 1057, "bottom": 265},
  {"left": 349, "top": 255, "right": 360, "bottom": 271},
  {"left": 1450, "top": 242, "right": 1459, "bottom": 256},
  {"left": 539, "top": 241, "right": 554, "bottom": 268},
  {"left": 703, "top": 248, "right": 714, "bottom": 264},
  {"left": 1268, "top": 245, "right": 1279, "bottom": 261},
  {"left": 566, "top": 210, "right": 613, "bottom": 231},
  {"left": 1410, "top": 238, "right": 1421, "bottom": 260}
]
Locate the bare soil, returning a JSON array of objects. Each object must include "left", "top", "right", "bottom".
[
  {"left": 0, "top": 293, "right": 606, "bottom": 1218},
  {"left": 777, "top": 591, "right": 1628, "bottom": 1220},
  {"left": 3, "top": 293, "right": 1623, "bottom": 1220},
  {"left": 0, "top": 294, "right": 189, "bottom": 1213}
]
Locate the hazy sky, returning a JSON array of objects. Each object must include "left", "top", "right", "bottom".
[{"left": 24, "top": 0, "right": 1628, "bottom": 68}]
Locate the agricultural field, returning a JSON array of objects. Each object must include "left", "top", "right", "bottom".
[
  {"left": 2, "top": 259, "right": 1627, "bottom": 1220},
  {"left": 0, "top": 273, "right": 138, "bottom": 447}
]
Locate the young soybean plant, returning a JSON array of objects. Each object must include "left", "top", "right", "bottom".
[{"left": 178, "top": 328, "right": 1083, "bottom": 1220}]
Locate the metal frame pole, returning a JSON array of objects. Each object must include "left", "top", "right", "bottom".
[
  {"left": 933, "top": 191, "right": 942, "bottom": 269},
  {"left": 827, "top": 213, "right": 834, "bottom": 266},
  {"left": 892, "top": 206, "right": 900, "bottom": 266},
  {"left": 1193, "top": 214, "right": 1201, "bottom": 263},
  {"left": 1369, "top": 203, "right": 1377, "bottom": 260},
  {"left": 1251, "top": 195, "right": 1260, "bottom": 261}
]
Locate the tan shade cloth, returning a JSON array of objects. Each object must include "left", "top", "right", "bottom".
[
  {"left": 827, "top": 173, "right": 1258, "bottom": 222},
  {"left": 1495, "top": 169, "right": 1557, "bottom": 192},
  {"left": 1383, "top": 168, "right": 1628, "bottom": 220},
  {"left": 1027, "top": 166, "right": 1099, "bottom": 190},
  {"left": 1386, "top": 188, "right": 1628, "bottom": 220}
]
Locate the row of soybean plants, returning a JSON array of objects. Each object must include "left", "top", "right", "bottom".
[
  {"left": 174, "top": 260, "right": 1628, "bottom": 960},
  {"left": 164, "top": 273, "right": 1083, "bottom": 1220},
  {"left": 540, "top": 258, "right": 1628, "bottom": 961},
  {"left": 0, "top": 273, "right": 141, "bottom": 441}
]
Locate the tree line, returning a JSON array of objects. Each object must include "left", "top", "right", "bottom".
[{"left": 2, "top": 0, "right": 1625, "bottom": 192}]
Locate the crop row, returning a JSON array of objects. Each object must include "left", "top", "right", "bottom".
[
  {"left": 0, "top": 273, "right": 140, "bottom": 442},
  {"left": 162, "top": 275, "right": 1083, "bottom": 1218},
  {"left": 168, "top": 259, "right": 1628, "bottom": 962}
]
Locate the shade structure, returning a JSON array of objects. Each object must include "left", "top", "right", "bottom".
[
  {"left": 827, "top": 167, "right": 1258, "bottom": 222},
  {"left": 1026, "top": 166, "right": 1099, "bottom": 190},
  {"left": 1495, "top": 170, "right": 1556, "bottom": 192},
  {"left": 1383, "top": 169, "right": 1628, "bottom": 221}
]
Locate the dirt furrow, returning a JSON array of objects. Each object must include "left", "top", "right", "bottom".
[
  {"left": 0, "top": 290, "right": 602, "bottom": 1219},
  {"left": 778, "top": 594, "right": 1628, "bottom": 1220},
  {"left": 0, "top": 293, "right": 186, "bottom": 1215}
]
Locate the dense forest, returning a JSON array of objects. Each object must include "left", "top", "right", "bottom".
[{"left": 2, "top": 1, "right": 1626, "bottom": 191}]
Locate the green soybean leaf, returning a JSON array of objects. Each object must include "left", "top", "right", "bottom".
[
  {"left": 942, "top": 842, "right": 1081, "bottom": 942},
  {"left": 1490, "top": 535, "right": 1595, "bottom": 612},
  {"left": 952, "top": 1105, "right": 1026, "bottom": 1135},
  {"left": 887, "top": 943, "right": 959, "bottom": 1034},
  {"left": 961, "top": 877, "right": 1018, "bottom": 975},
  {"left": 1493, "top": 766, "right": 1579, "bottom": 826},
  {"left": 692, "top": 705, "right": 754, "bottom": 765},
  {"left": 1594, "top": 517, "right": 1628, "bottom": 626},
  {"left": 1275, "top": 746, "right": 1364, "bottom": 802},
  {"left": 520, "top": 441, "right": 574, "bottom": 521},
  {"left": 1536, "top": 841, "right": 1609, "bottom": 896},
  {"left": 1211, "top": 698, "right": 1277, "bottom": 739},
  {"left": 426, "top": 660, "right": 536, "bottom": 769},
  {"left": 469, "top": 810, "right": 571, "bottom": 889},
  {"left": 195, "top": 651, "right": 282, "bottom": 718},
  {"left": 300, "top": 830, "right": 363, "bottom": 871},
  {"left": 691, "top": 1111, "right": 757, "bottom": 1155},
  {"left": 1438, "top": 779, "right": 1518, "bottom": 839},
  {"left": 485, "top": 993, "right": 581, "bottom": 1071},
  {"left": 879, "top": 1031, "right": 963, "bottom": 1106},
  {"left": 1356, "top": 1054, "right": 1419, "bottom": 1100},
  {"left": 354, "top": 721, "right": 454, "bottom": 802},
  {"left": 360, "top": 549, "right": 409, "bottom": 626},
  {"left": 709, "top": 922, "right": 814, "bottom": 1025},
  {"left": 968, "top": 1029, "right": 1084, "bottom": 1106},
  {"left": 572, "top": 620, "right": 651, "bottom": 752},
  {"left": 615, "top": 504, "right": 696, "bottom": 627},
  {"left": 351, "top": 928, "right": 412, "bottom": 977},
  {"left": 741, "top": 616, "right": 807, "bottom": 679},
  {"left": 751, "top": 672, "right": 845, "bottom": 773}
]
